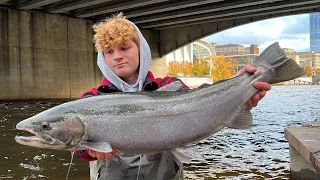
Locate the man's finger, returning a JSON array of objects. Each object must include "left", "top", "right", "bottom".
[
  {"left": 253, "top": 82, "right": 271, "bottom": 91},
  {"left": 96, "top": 152, "right": 106, "bottom": 160},
  {"left": 104, "top": 153, "right": 113, "bottom": 160},
  {"left": 88, "top": 149, "right": 96, "bottom": 157},
  {"left": 244, "top": 64, "right": 256, "bottom": 73},
  {"left": 112, "top": 149, "right": 120, "bottom": 156},
  {"left": 251, "top": 94, "right": 260, "bottom": 107},
  {"left": 256, "top": 90, "right": 267, "bottom": 99},
  {"left": 245, "top": 99, "right": 253, "bottom": 110}
]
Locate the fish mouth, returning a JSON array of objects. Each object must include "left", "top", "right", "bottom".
[{"left": 15, "top": 127, "right": 61, "bottom": 147}]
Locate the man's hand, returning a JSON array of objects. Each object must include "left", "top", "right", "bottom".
[
  {"left": 88, "top": 149, "right": 120, "bottom": 160},
  {"left": 236, "top": 64, "right": 271, "bottom": 109}
]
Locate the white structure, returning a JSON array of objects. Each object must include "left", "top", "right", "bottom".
[{"left": 165, "top": 39, "right": 216, "bottom": 65}]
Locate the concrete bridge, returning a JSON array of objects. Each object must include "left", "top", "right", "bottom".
[{"left": 1, "top": 0, "right": 320, "bottom": 99}]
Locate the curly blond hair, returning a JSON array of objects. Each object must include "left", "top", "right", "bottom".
[{"left": 93, "top": 12, "right": 139, "bottom": 51}]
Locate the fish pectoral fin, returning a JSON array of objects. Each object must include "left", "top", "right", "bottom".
[
  {"left": 81, "top": 141, "right": 113, "bottom": 153},
  {"left": 227, "top": 105, "right": 253, "bottom": 129},
  {"left": 172, "top": 145, "right": 206, "bottom": 164}
]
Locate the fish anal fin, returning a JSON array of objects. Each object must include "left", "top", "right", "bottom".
[
  {"left": 172, "top": 145, "right": 206, "bottom": 164},
  {"left": 227, "top": 105, "right": 253, "bottom": 129}
]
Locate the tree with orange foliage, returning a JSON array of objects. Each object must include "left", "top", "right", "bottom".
[
  {"left": 192, "top": 60, "right": 211, "bottom": 76},
  {"left": 179, "top": 61, "right": 193, "bottom": 76},
  {"left": 192, "top": 60, "right": 202, "bottom": 76},
  {"left": 210, "top": 54, "right": 238, "bottom": 81},
  {"left": 167, "top": 61, "right": 180, "bottom": 76},
  {"left": 302, "top": 66, "right": 312, "bottom": 77},
  {"left": 202, "top": 60, "right": 211, "bottom": 76}
]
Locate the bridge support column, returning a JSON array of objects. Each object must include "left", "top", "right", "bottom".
[
  {"left": 0, "top": 8, "right": 100, "bottom": 100},
  {"left": 285, "top": 122, "right": 320, "bottom": 180},
  {"left": 140, "top": 29, "right": 168, "bottom": 78}
]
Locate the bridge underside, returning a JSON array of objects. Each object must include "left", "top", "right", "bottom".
[{"left": 1, "top": 0, "right": 320, "bottom": 57}]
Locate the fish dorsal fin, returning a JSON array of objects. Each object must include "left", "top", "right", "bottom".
[
  {"left": 171, "top": 145, "right": 206, "bottom": 164},
  {"left": 156, "top": 81, "right": 186, "bottom": 92},
  {"left": 227, "top": 105, "right": 253, "bottom": 129},
  {"left": 81, "top": 141, "right": 112, "bottom": 153}
]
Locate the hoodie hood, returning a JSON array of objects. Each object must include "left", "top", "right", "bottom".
[{"left": 97, "top": 20, "right": 152, "bottom": 92}]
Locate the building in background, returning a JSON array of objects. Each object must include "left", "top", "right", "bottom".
[
  {"left": 193, "top": 40, "right": 216, "bottom": 60},
  {"left": 295, "top": 52, "right": 320, "bottom": 75},
  {"left": 165, "top": 39, "right": 216, "bottom": 64},
  {"left": 283, "top": 47, "right": 320, "bottom": 75},
  {"left": 225, "top": 54, "right": 258, "bottom": 71},
  {"left": 213, "top": 43, "right": 259, "bottom": 71},
  {"left": 165, "top": 39, "right": 216, "bottom": 87},
  {"left": 282, "top": 48, "right": 295, "bottom": 55},
  {"left": 214, "top": 44, "right": 259, "bottom": 56},
  {"left": 310, "top": 13, "right": 320, "bottom": 52}
]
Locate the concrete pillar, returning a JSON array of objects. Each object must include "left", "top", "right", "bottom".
[
  {"left": 140, "top": 28, "right": 168, "bottom": 78},
  {"left": 0, "top": 7, "right": 101, "bottom": 100},
  {"left": 289, "top": 145, "right": 320, "bottom": 180},
  {"left": 285, "top": 122, "right": 320, "bottom": 180},
  {"left": 150, "top": 57, "right": 167, "bottom": 78}
]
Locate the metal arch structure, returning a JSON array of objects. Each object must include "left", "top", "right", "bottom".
[
  {"left": 1, "top": 0, "right": 320, "bottom": 57},
  {"left": 193, "top": 40, "right": 216, "bottom": 61}
]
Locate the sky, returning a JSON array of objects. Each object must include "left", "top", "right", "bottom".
[{"left": 203, "top": 14, "right": 310, "bottom": 53}]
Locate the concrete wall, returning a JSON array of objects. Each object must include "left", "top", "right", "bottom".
[
  {"left": 178, "top": 77, "right": 213, "bottom": 88},
  {"left": 140, "top": 29, "right": 168, "bottom": 78},
  {"left": 0, "top": 8, "right": 102, "bottom": 100},
  {"left": 0, "top": 8, "right": 171, "bottom": 100},
  {"left": 289, "top": 145, "right": 320, "bottom": 180}
]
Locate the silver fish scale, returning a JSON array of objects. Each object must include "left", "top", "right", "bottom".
[{"left": 72, "top": 73, "right": 260, "bottom": 155}]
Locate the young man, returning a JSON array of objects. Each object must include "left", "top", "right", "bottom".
[{"left": 75, "top": 13, "right": 271, "bottom": 180}]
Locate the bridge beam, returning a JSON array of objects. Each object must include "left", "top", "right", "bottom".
[
  {"left": 47, "top": 0, "right": 112, "bottom": 14},
  {"left": 0, "top": 0, "right": 9, "bottom": 4},
  {"left": 75, "top": 0, "right": 169, "bottom": 18},
  {"left": 17, "top": 0, "right": 63, "bottom": 10},
  {"left": 125, "top": 0, "right": 224, "bottom": 19}
]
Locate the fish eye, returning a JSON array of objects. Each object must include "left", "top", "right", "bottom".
[{"left": 41, "top": 122, "right": 49, "bottom": 129}]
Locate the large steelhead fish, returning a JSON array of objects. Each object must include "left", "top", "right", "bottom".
[{"left": 15, "top": 42, "right": 305, "bottom": 160}]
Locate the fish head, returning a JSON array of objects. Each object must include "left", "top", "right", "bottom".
[{"left": 15, "top": 114, "right": 85, "bottom": 150}]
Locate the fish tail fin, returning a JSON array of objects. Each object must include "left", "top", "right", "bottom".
[
  {"left": 253, "top": 42, "right": 305, "bottom": 84},
  {"left": 227, "top": 105, "right": 253, "bottom": 129}
]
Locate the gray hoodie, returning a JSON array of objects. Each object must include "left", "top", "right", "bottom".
[
  {"left": 90, "top": 20, "right": 183, "bottom": 180},
  {"left": 96, "top": 21, "right": 151, "bottom": 92}
]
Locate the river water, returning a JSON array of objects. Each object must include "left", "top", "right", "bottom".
[{"left": 0, "top": 85, "right": 319, "bottom": 180}]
